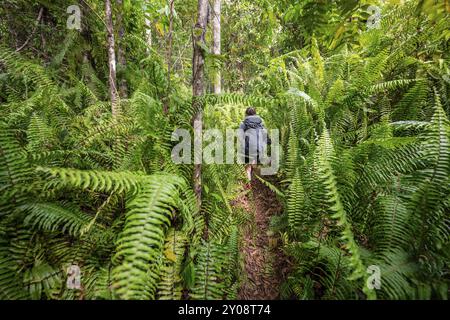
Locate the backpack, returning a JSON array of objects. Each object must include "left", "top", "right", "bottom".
[
  {"left": 243, "top": 119, "right": 272, "bottom": 145},
  {"left": 242, "top": 117, "right": 271, "bottom": 161}
]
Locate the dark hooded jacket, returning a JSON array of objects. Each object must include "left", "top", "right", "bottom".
[{"left": 239, "top": 115, "right": 269, "bottom": 162}]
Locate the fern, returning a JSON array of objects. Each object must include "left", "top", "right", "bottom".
[
  {"left": 409, "top": 92, "right": 450, "bottom": 253},
  {"left": 157, "top": 230, "right": 188, "bottom": 300},
  {"left": 21, "top": 202, "right": 109, "bottom": 239},
  {"left": 286, "top": 170, "right": 304, "bottom": 231},
  {"left": 111, "top": 174, "right": 185, "bottom": 299},
  {"left": 190, "top": 240, "right": 228, "bottom": 300},
  {"left": 314, "top": 129, "right": 376, "bottom": 299}
]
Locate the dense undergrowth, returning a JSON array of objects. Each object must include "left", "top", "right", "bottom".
[{"left": 0, "top": 0, "right": 449, "bottom": 300}]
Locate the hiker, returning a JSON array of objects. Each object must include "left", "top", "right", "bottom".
[{"left": 239, "top": 107, "right": 271, "bottom": 182}]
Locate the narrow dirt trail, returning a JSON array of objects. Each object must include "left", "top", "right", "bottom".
[{"left": 234, "top": 174, "right": 286, "bottom": 300}]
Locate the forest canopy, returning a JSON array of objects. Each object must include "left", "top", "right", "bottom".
[{"left": 0, "top": 0, "right": 449, "bottom": 300}]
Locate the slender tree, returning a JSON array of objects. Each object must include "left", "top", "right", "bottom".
[
  {"left": 144, "top": 9, "right": 152, "bottom": 50},
  {"left": 163, "top": 0, "right": 175, "bottom": 114},
  {"left": 105, "top": 0, "right": 119, "bottom": 117},
  {"left": 212, "top": 0, "right": 221, "bottom": 94},
  {"left": 192, "top": 0, "right": 209, "bottom": 207},
  {"left": 116, "top": 0, "right": 128, "bottom": 99}
]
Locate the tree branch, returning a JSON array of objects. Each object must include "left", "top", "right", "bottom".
[{"left": 16, "top": 7, "right": 44, "bottom": 52}]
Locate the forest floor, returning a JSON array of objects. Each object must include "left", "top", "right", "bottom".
[{"left": 233, "top": 172, "right": 288, "bottom": 300}]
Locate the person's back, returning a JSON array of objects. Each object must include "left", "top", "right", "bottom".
[
  {"left": 242, "top": 114, "right": 264, "bottom": 130},
  {"left": 239, "top": 107, "right": 269, "bottom": 182}
]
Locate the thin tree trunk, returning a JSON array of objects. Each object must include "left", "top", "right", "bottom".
[
  {"left": 192, "top": 0, "right": 209, "bottom": 208},
  {"left": 163, "top": 0, "right": 175, "bottom": 114},
  {"left": 212, "top": 0, "right": 221, "bottom": 94},
  {"left": 106, "top": 0, "right": 119, "bottom": 117},
  {"left": 116, "top": 0, "right": 128, "bottom": 99},
  {"left": 145, "top": 17, "right": 152, "bottom": 50},
  {"left": 143, "top": 1, "right": 152, "bottom": 51}
]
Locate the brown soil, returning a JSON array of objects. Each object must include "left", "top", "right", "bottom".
[{"left": 233, "top": 174, "right": 286, "bottom": 300}]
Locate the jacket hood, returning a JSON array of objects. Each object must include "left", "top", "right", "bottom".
[{"left": 244, "top": 115, "right": 262, "bottom": 128}]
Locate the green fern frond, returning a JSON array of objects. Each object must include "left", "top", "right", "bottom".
[
  {"left": 190, "top": 240, "right": 228, "bottom": 300},
  {"left": 112, "top": 174, "right": 185, "bottom": 300},
  {"left": 23, "top": 262, "right": 62, "bottom": 300},
  {"left": 314, "top": 129, "right": 376, "bottom": 299},
  {"left": 409, "top": 91, "right": 450, "bottom": 252},
  {"left": 21, "top": 202, "right": 108, "bottom": 239},
  {"left": 37, "top": 167, "right": 142, "bottom": 195},
  {"left": 287, "top": 170, "right": 304, "bottom": 231},
  {"left": 157, "top": 230, "right": 187, "bottom": 300}
]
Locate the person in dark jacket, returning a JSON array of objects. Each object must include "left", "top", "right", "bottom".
[{"left": 239, "top": 107, "right": 270, "bottom": 182}]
